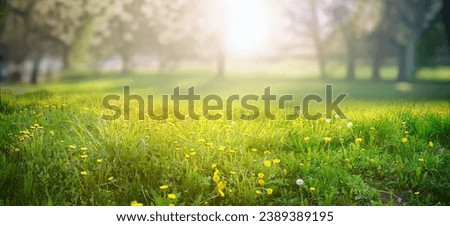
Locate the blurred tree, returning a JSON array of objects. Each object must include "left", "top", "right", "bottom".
[
  {"left": 443, "top": 0, "right": 450, "bottom": 42},
  {"left": 389, "top": 0, "right": 443, "bottom": 81},
  {"left": 285, "top": 0, "right": 331, "bottom": 79},
  {"left": 93, "top": 0, "right": 151, "bottom": 74},
  {"left": 330, "top": 0, "right": 380, "bottom": 80},
  {"left": 369, "top": 0, "right": 396, "bottom": 81}
]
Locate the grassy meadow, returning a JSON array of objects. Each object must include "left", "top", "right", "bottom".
[{"left": 0, "top": 69, "right": 449, "bottom": 206}]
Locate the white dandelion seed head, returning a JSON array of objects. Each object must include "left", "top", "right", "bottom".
[
  {"left": 296, "top": 179, "right": 304, "bottom": 186},
  {"left": 347, "top": 122, "right": 353, "bottom": 128}
]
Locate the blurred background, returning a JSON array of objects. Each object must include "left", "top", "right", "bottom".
[{"left": 0, "top": 0, "right": 449, "bottom": 85}]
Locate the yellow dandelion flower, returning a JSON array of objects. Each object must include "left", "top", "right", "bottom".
[
  {"left": 418, "top": 158, "right": 424, "bottom": 162},
  {"left": 69, "top": 145, "right": 76, "bottom": 149},
  {"left": 324, "top": 137, "right": 332, "bottom": 142},
  {"left": 258, "top": 179, "right": 265, "bottom": 186},
  {"left": 80, "top": 147, "right": 88, "bottom": 151},
  {"left": 49, "top": 131, "right": 55, "bottom": 136},
  {"left": 108, "top": 176, "right": 114, "bottom": 181},
  {"left": 80, "top": 154, "right": 88, "bottom": 158},
  {"left": 355, "top": 138, "right": 363, "bottom": 143},
  {"left": 428, "top": 141, "right": 433, "bottom": 147},
  {"left": 264, "top": 160, "right": 272, "bottom": 167},
  {"left": 229, "top": 171, "right": 237, "bottom": 175},
  {"left": 251, "top": 148, "right": 257, "bottom": 152},
  {"left": 401, "top": 137, "right": 408, "bottom": 143},
  {"left": 218, "top": 189, "right": 225, "bottom": 197},
  {"left": 213, "top": 174, "right": 220, "bottom": 183},
  {"left": 168, "top": 194, "right": 177, "bottom": 199},
  {"left": 309, "top": 187, "right": 316, "bottom": 192},
  {"left": 217, "top": 181, "right": 226, "bottom": 190},
  {"left": 304, "top": 137, "right": 310, "bottom": 142},
  {"left": 185, "top": 154, "right": 190, "bottom": 158},
  {"left": 214, "top": 169, "right": 220, "bottom": 175},
  {"left": 130, "top": 200, "right": 143, "bottom": 206},
  {"left": 414, "top": 192, "right": 420, "bottom": 195},
  {"left": 267, "top": 188, "right": 273, "bottom": 195},
  {"left": 257, "top": 173, "right": 264, "bottom": 179},
  {"left": 211, "top": 163, "right": 217, "bottom": 169},
  {"left": 80, "top": 171, "right": 88, "bottom": 176},
  {"left": 256, "top": 190, "right": 262, "bottom": 195},
  {"left": 159, "top": 185, "right": 169, "bottom": 190},
  {"left": 96, "top": 159, "right": 103, "bottom": 163},
  {"left": 370, "top": 159, "right": 375, "bottom": 164},
  {"left": 273, "top": 159, "right": 281, "bottom": 164}
]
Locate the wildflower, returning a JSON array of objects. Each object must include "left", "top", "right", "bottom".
[
  {"left": 256, "top": 190, "right": 262, "bottom": 195},
  {"left": 325, "top": 118, "right": 331, "bottom": 123},
  {"left": 401, "top": 137, "right": 408, "bottom": 143},
  {"left": 272, "top": 159, "right": 281, "bottom": 164},
  {"left": 324, "top": 137, "right": 332, "bottom": 142},
  {"left": 428, "top": 141, "right": 433, "bottom": 147},
  {"left": 80, "top": 147, "right": 88, "bottom": 151},
  {"left": 355, "top": 138, "right": 363, "bottom": 143},
  {"left": 264, "top": 160, "right": 272, "bottom": 167},
  {"left": 211, "top": 163, "right": 217, "bottom": 169},
  {"left": 258, "top": 179, "right": 265, "bottom": 186},
  {"left": 159, "top": 185, "right": 169, "bottom": 190},
  {"left": 69, "top": 145, "right": 77, "bottom": 149},
  {"left": 347, "top": 122, "right": 353, "bottom": 128},
  {"left": 370, "top": 159, "right": 375, "bottom": 164},
  {"left": 108, "top": 176, "right": 114, "bottom": 181},
  {"left": 251, "top": 148, "right": 257, "bottom": 152},
  {"left": 130, "top": 200, "right": 143, "bottom": 206},
  {"left": 414, "top": 192, "right": 420, "bottom": 195},
  {"left": 217, "top": 181, "right": 226, "bottom": 190},
  {"left": 80, "top": 154, "right": 88, "bottom": 158},
  {"left": 304, "top": 137, "right": 310, "bottom": 142},
  {"left": 267, "top": 188, "right": 273, "bottom": 195},
  {"left": 185, "top": 154, "right": 190, "bottom": 158},
  {"left": 80, "top": 171, "right": 88, "bottom": 176},
  {"left": 168, "top": 194, "right": 177, "bottom": 199},
  {"left": 230, "top": 171, "right": 237, "bottom": 175},
  {"left": 418, "top": 158, "right": 424, "bottom": 162},
  {"left": 296, "top": 179, "right": 304, "bottom": 186},
  {"left": 218, "top": 189, "right": 225, "bottom": 197},
  {"left": 309, "top": 187, "right": 316, "bottom": 192},
  {"left": 258, "top": 173, "right": 264, "bottom": 179},
  {"left": 96, "top": 159, "right": 103, "bottom": 163},
  {"left": 49, "top": 131, "right": 55, "bottom": 136},
  {"left": 213, "top": 174, "right": 220, "bottom": 183}
]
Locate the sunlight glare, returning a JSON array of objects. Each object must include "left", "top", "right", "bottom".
[{"left": 224, "top": 0, "right": 270, "bottom": 58}]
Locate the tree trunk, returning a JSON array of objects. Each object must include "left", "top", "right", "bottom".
[
  {"left": 371, "top": 33, "right": 384, "bottom": 81},
  {"left": 215, "top": 49, "right": 225, "bottom": 80},
  {"left": 397, "top": 45, "right": 407, "bottom": 82},
  {"left": 121, "top": 54, "right": 131, "bottom": 75},
  {"left": 345, "top": 36, "right": 356, "bottom": 80},
  {"left": 404, "top": 35, "right": 418, "bottom": 80},
  {"left": 30, "top": 56, "right": 42, "bottom": 85}
]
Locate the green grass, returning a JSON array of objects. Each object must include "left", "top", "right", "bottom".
[{"left": 0, "top": 70, "right": 449, "bottom": 206}]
